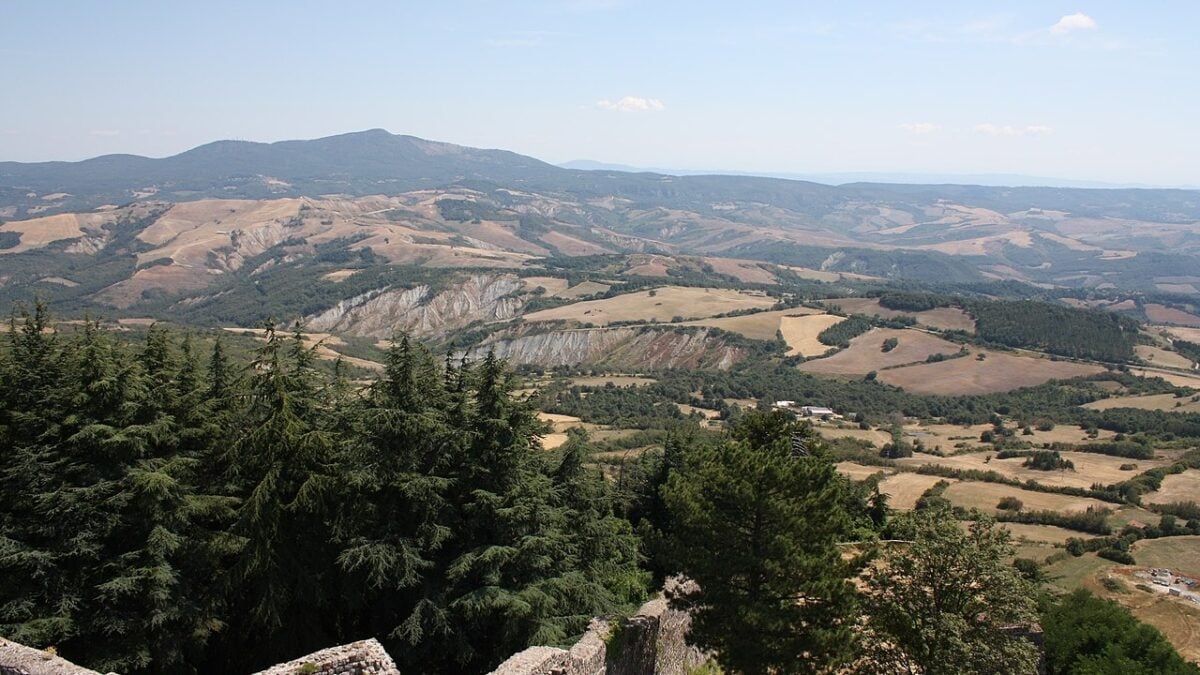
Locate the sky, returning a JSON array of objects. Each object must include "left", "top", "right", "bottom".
[{"left": 1, "top": 1, "right": 1198, "bottom": 185}]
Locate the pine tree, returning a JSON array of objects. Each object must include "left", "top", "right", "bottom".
[
  {"left": 661, "top": 409, "right": 864, "bottom": 674},
  {"left": 224, "top": 326, "right": 339, "bottom": 667},
  {"left": 0, "top": 303, "right": 72, "bottom": 648},
  {"left": 334, "top": 335, "right": 454, "bottom": 649}
]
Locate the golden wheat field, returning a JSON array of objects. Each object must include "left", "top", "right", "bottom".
[{"left": 522, "top": 286, "right": 775, "bottom": 325}]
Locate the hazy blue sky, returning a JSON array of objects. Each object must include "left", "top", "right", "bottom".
[{"left": 2, "top": 1, "right": 1197, "bottom": 184}]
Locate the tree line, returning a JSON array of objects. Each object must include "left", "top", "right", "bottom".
[{"left": 0, "top": 305, "right": 646, "bottom": 673}]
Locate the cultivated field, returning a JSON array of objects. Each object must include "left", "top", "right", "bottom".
[
  {"left": 941, "top": 481, "right": 1112, "bottom": 514},
  {"left": 817, "top": 426, "right": 895, "bottom": 446},
  {"left": 779, "top": 314, "right": 844, "bottom": 357},
  {"left": 798, "top": 328, "right": 962, "bottom": 376},
  {"left": 559, "top": 280, "right": 611, "bottom": 298},
  {"left": 895, "top": 450, "right": 1169, "bottom": 490},
  {"left": 877, "top": 350, "right": 1104, "bottom": 395},
  {"left": 537, "top": 412, "right": 585, "bottom": 449},
  {"left": 522, "top": 276, "right": 571, "bottom": 295},
  {"left": 821, "top": 297, "right": 976, "bottom": 332},
  {"left": 903, "top": 422, "right": 1116, "bottom": 452},
  {"left": 1159, "top": 326, "right": 1200, "bottom": 343},
  {"left": 1146, "top": 304, "right": 1200, "bottom": 327},
  {"left": 681, "top": 306, "right": 823, "bottom": 341},
  {"left": 1142, "top": 471, "right": 1200, "bottom": 506},
  {"left": 1132, "top": 537, "right": 1200, "bottom": 579},
  {"left": 1084, "top": 393, "right": 1200, "bottom": 414},
  {"left": 567, "top": 375, "right": 657, "bottom": 387},
  {"left": 0, "top": 211, "right": 114, "bottom": 253},
  {"left": 835, "top": 462, "right": 891, "bottom": 481},
  {"left": 1129, "top": 368, "right": 1200, "bottom": 388},
  {"left": 877, "top": 473, "right": 950, "bottom": 510},
  {"left": 995, "top": 522, "right": 1086, "bottom": 545},
  {"left": 703, "top": 257, "right": 778, "bottom": 284},
  {"left": 522, "top": 286, "right": 775, "bottom": 325},
  {"left": 1136, "top": 345, "right": 1197, "bottom": 370}
]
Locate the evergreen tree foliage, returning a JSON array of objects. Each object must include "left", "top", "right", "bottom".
[
  {"left": 661, "top": 409, "right": 866, "bottom": 674},
  {"left": 0, "top": 316, "right": 647, "bottom": 674}
]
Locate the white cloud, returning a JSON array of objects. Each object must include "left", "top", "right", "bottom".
[
  {"left": 1051, "top": 12, "right": 1097, "bottom": 35},
  {"left": 90, "top": 130, "right": 120, "bottom": 137},
  {"left": 596, "top": 96, "right": 665, "bottom": 113},
  {"left": 898, "top": 122, "right": 940, "bottom": 134},
  {"left": 974, "top": 123, "right": 1052, "bottom": 137}
]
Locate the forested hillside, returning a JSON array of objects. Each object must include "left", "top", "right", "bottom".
[
  {"left": 0, "top": 307, "right": 645, "bottom": 673},
  {"left": 2, "top": 305, "right": 1196, "bottom": 674}
]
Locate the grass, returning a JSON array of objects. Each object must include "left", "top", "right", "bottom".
[
  {"left": 1131, "top": 537, "right": 1200, "bottom": 578},
  {"left": 1043, "top": 552, "right": 1118, "bottom": 594},
  {"left": 1084, "top": 393, "right": 1200, "bottom": 414},
  {"left": 1143, "top": 471, "right": 1200, "bottom": 506},
  {"left": 941, "top": 481, "right": 1111, "bottom": 515}
]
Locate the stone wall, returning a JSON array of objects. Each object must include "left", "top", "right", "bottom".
[
  {"left": 487, "top": 594, "right": 708, "bottom": 675},
  {"left": 0, "top": 638, "right": 103, "bottom": 675},
  {"left": 252, "top": 639, "right": 399, "bottom": 675}
]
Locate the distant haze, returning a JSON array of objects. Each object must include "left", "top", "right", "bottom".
[
  {"left": 2, "top": 2, "right": 1199, "bottom": 185},
  {"left": 557, "top": 160, "right": 1197, "bottom": 189}
]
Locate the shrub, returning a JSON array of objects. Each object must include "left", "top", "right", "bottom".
[
  {"left": 997, "top": 496, "right": 1024, "bottom": 511},
  {"left": 1013, "top": 558, "right": 1044, "bottom": 583},
  {"left": 1023, "top": 451, "right": 1074, "bottom": 471},
  {"left": 1097, "top": 548, "right": 1136, "bottom": 564}
]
